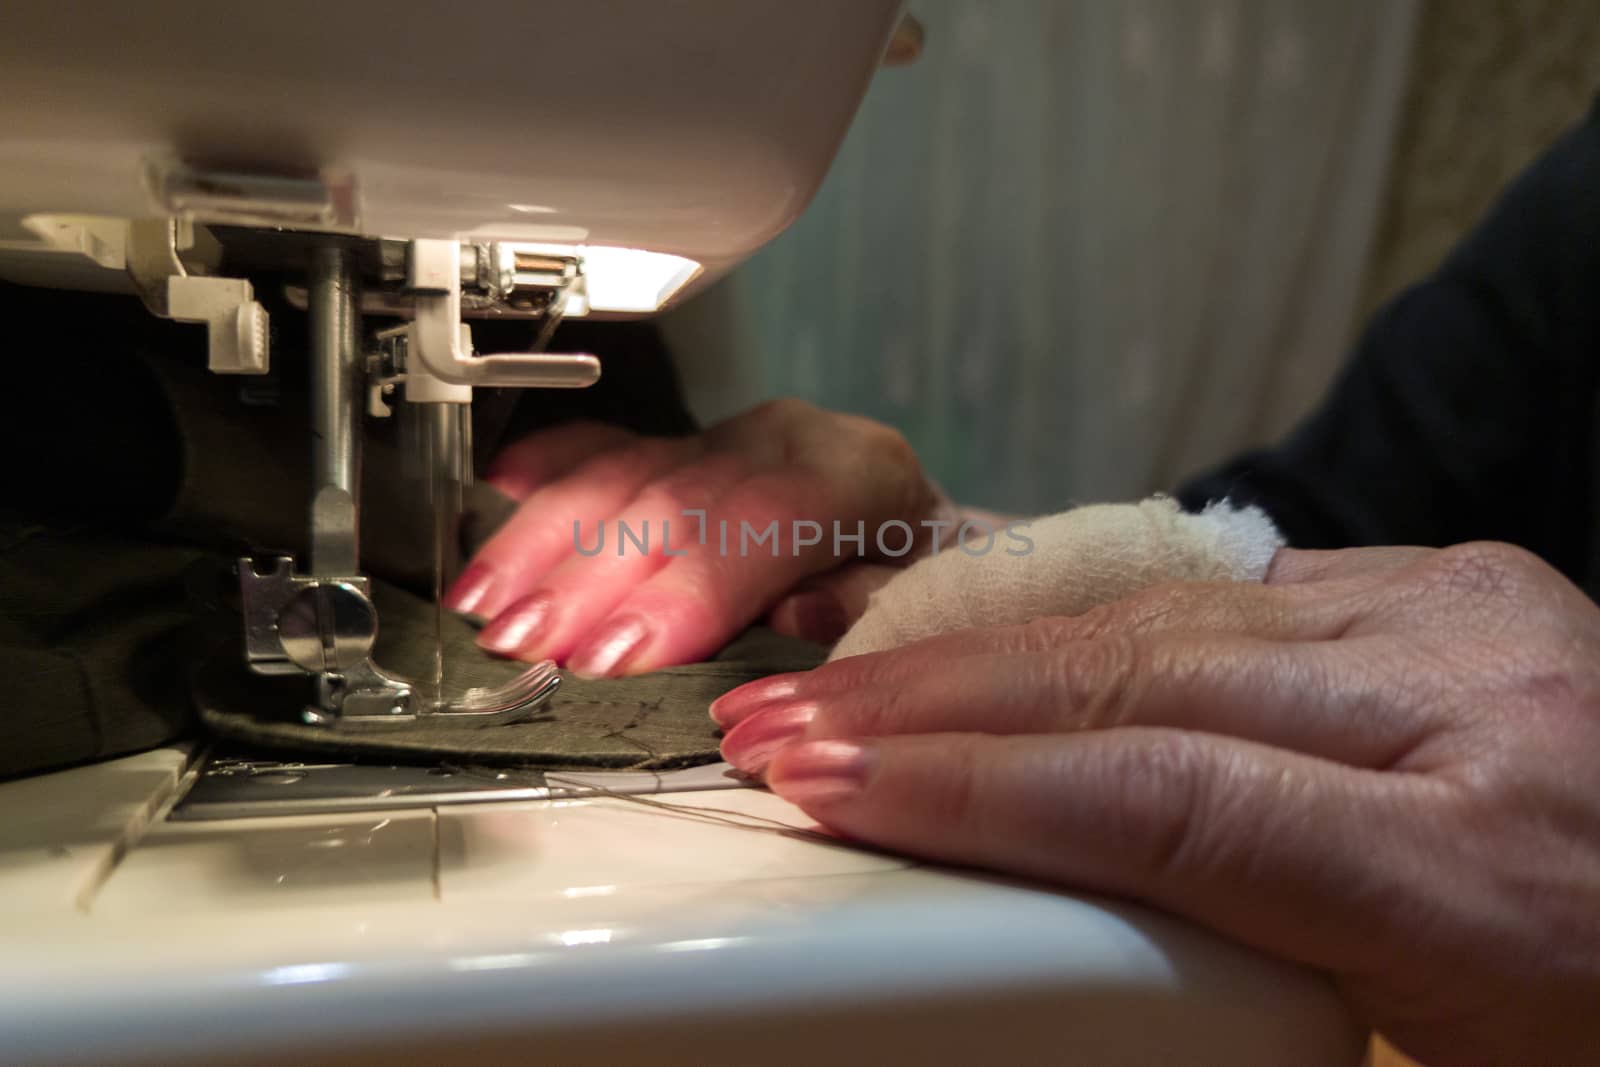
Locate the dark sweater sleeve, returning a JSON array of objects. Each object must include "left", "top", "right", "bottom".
[{"left": 1178, "top": 100, "right": 1600, "bottom": 585}]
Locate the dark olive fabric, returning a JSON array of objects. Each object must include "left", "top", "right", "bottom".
[
  {"left": 197, "top": 577, "right": 823, "bottom": 769},
  {"left": 0, "top": 522, "right": 202, "bottom": 780},
  {"left": 2, "top": 282, "right": 793, "bottom": 779}
]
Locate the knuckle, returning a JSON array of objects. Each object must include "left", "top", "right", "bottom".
[
  {"left": 808, "top": 410, "right": 917, "bottom": 473},
  {"left": 830, "top": 681, "right": 925, "bottom": 739},
  {"left": 718, "top": 398, "right": 824, "bottom": 465},
  {"left": 916, "top": 738, "right": 987, "bottom": 837},
  {"left": 767, "top": 396, "right": 817, "bottom": 419},
  {"left": 653, "top": 451, "right": 748, "bottom": 503},
  {"left": 749, "top": 396, "right": 817, "bottom": 431},
  {"left": 733, "top": 404, "right": 931, "bottom": 522},
  {"left": 662, "top": 554, "right": 742, "bottom": 627},
  {"left": 856, "top": 419, "right": 918, "bottom": 468},
  {"left": 1045, "top": 634, "right": 1146, "bottom": 730},
  {"left": 636, "top": 434, "right": 695, "bottom": 468},
  {"left": 574, "top": 436, "right": 680, "bottom": 484},
  {"left": 1017, "top": 616, "right": 1079, "bottom": 650},
  {"left": 1395, "top": 543, "right": 1562, "bottom": 644},
  {"left": 1112, "top": 733, "right": 1217, "bottom": 882},
  {"left": 1424, "top": 542, "right": 1538, "bottom": 599},
  {"left": 1069, "top": 587, "right": 1188, "bottom": 641}
]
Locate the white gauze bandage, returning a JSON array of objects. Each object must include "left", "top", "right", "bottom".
[{"left": 829, "top": 496, "right": 1284, "bottom": 661}]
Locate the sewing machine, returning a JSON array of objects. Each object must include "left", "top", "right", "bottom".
[
  {"left": 0, "top": 3, "right": 1362, "bottom": 1063},
  {"left": 2, "top": 0, "right": 919, "bottom": 729}
]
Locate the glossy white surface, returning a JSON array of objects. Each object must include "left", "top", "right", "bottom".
[
  {"left": 437, "top": 791, "right": 909, "bottom": 900},
  {"left": 0, "top": 746, "right": 187, "bottom": 912},
  {"left": 95, "top": 809, "right": 438, "bottom": 913},
  {"left": 0, "top": 1, "right": 905, "bottom": 299},
  {"left": 0, "top": 748, "right": 1364, "bottom": 1066}
]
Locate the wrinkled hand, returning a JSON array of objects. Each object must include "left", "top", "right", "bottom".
[
  {"left": 447, "top": 400, "right": 948, "bottom": 676},
  {"left": 712, "top": 543, "right": 1600, "bottom": 1066}
]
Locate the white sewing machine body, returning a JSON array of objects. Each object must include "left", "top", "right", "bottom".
[
  {"left": 0, "top": 747, "right": 1361, "bottom": 1066},
  {"left": 0, "top": 0, "right": 902, "bottom": 303},
  {"left": 2, "top": 3, "right": 1359, "bottom": 1062}
]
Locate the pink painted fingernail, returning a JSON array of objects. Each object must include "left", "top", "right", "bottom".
[
  {"left": 444, "top": 561, "right": 497, "bottom": 616},
  {"left": 566, "top": 615, "right": 652, "bottom": 678},
  {"left": 766, "top": 740, "right": 873, "bottom": 806},
  {"left": 477, "top": 593, "right": 555, "bottom": 656},
  {"left": 709, "top": 676, "right": 801, "bottom": 727},
  {"left": 719, "top": 703, "right": 816, "bottom": 774}
]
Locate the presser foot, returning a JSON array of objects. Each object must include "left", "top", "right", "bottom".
[
  {"left": 231, "top": 239, "right": 590, "bottom": 732},
  {"left": 239, "top": 555, "right": 560, "bottom": 731},
  {"left": 299, "top": 660, "right": 563, "bottom": 731}
]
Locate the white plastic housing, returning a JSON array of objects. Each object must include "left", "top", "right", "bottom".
[{"left": 0, "top": 1, "right": 904, "bottom": 307}]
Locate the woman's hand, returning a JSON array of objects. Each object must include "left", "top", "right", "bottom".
[
  {"left": 447, "top": 400, "right": 949, "bottom": 675},
  {"left": 713, "top": 543, "right": 1600, "bottom": 1066}
]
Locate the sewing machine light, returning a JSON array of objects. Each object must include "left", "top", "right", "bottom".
[
  {"left": 572, "top": 245, "right": 700, "bottom": 315},
  {"left": 506, "top": 242, "right": 700, "bottom": 316}
]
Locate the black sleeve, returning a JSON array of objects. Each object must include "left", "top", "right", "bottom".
[{"left": 1177, "top": 98, "right": 1600, "bottom": 586}]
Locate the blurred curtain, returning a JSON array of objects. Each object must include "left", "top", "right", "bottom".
[{"left": 665, "top": 0, "right": 1420, "bottom": 514}]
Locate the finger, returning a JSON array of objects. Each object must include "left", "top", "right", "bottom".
[
  {"left": 521, "top": 400, "right": 945, "bottom": 674},
  {"left": 721, "top": 633, "right": 1436, "bottom": 773},
  {"left": 445, "top": 436, "right": 699, "bottom": 620},
  {"left": 1266, "top": 545, "right": 1433, "bottom": 586},
  {"left": 712, "top": 577, "right": 1368, "bottom": 728},
  {"left": 483, "top": 421, "right": 638, "bottom": 499},
  {"left": 474, "top": 451, "right": 752, "bottom": 665},
  {"left": 766, "top": 730, "right": 1426, "bottom": 974},
  {"left": 562, "top": 469, "right": 878, "bottom": 676},
  {"left": 767, "top": 563, "right": 900, "bottom": 643}
]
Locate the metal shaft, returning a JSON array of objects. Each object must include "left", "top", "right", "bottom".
[
  {"left": 426, "top": 402, "right": 469, "bottom": 707},
  {"left": 308, "top": 245, "right": 362, "bottom": 576}
]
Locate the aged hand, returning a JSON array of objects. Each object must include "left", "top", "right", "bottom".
[
  {"left": 713, "top": 544, "right": 1600, "bottom": 1066},
  {"left": 447, "top": 400, "right": 948, "bottom": 675}
]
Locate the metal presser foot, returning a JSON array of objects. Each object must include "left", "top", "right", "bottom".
[
  {"left": 238, "top": 555, "right": 563, "bottom": 728},
  {"left": 235, "top": 240, "right": 597, "bottom": 730}
]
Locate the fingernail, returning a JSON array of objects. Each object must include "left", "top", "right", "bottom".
[
  {"left": 444, "top": 561, "right": 496, "bottom": 616},
  {"left": 720, "top": 703, "right": 817, "bottom": 775},
  {"left": 477, "top": 593, "right": 555, "bottom": 656},
  {"left": 709, "top": 676, "right": 801, "bottom": 727},
  {"left": 766, "top": 740, "right": 873, "bottom": 806},
  {"left": 566, "top": 615, "right": 651, "bottom": 678},
  {"left": 783, "top": 592, "right": 851, "bottom": 643}
]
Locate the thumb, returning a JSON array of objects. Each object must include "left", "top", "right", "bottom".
[{"left": 768, "top": 563, "right": 899, "bottom": 643}]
